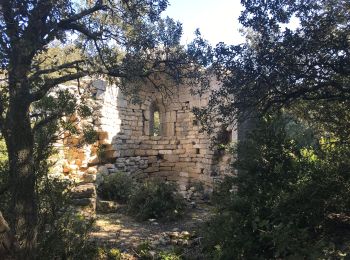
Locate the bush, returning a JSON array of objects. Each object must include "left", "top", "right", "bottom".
[
  {"left": 97, "top": 246, "right": 122, "bottom": 259},
  {"left": 37, "top": 212, "right": 98, "bottom": 259},
  {"left": 36, "top": 177, "right": 98, "bottom": 259},
  {"left": 158, "top": 251, "right": 181, "bottom": 260},
  {"left": 203, "top": 114, "right": 350, "bottom": 259},
  {"left": 128, "top": 180, "right": 186, "bottom": 221},
  {"left": 98, "top": 172, "right": 135, "bottom": 203},
  {"left": 134, "top": 242, "right": 182, "bottom": 260}
]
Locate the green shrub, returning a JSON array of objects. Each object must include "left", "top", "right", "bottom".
[
  {"left": 97, "top": 144, "right": 108, "bottom": 163},
  {"left": 37, "top": 212, "right": 98, "bottom": 259},
  {"left": 96, "top": 246, "right": 123, "bottom": 260},
  {"left": 136, "top": 241, "right": 153, "bottom": 259},
  {"left": 203, "top": 114, "right": 350, "bottom": 259},
  {"left": 36, "top": 177, "right": 98, "bottom": 259},
  {"left": 128, "top": 180, "right": 186, "bottom": 221},
  {"left": 188, "top": 181, "right": 205, "bottom": 193},
  {"left": 0, "top": 137, "right": 98, "bottom": 259},
  {"left": 158, "top": 251, "right": 182, "bottom": 260},
  {"left": 0, "top": 137, "right": 7, "bottom": 163},
  {"left": 98, "top": 172, "right": 135, "bottom": 203},
  {"left": 83, "top": 126, "right": 98, "bottom": 144}
]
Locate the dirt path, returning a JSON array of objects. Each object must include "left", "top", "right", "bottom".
[{"left": 90, "top": 203, "right": 213, "bottom": 257}]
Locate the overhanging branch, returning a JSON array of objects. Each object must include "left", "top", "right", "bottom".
[
  {"left": 29, "top": 72, "right": 88, "bottom": 102},
  {"left": 29, "top": 60, "right": 86, "bottom": 82},
  {"left": 58, "top": 23, "right": 102, "bottom": 39},
  {"left": 44, "top": 2, "right": 107, "bottom": 45},
  {"left": 58, "top": 2, "right": 107, "bottom": 26},
  {"left": 32, "top": 112, "right": 64, "bottom": 133}
]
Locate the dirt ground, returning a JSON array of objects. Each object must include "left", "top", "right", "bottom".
[{"left": 90, "top": 202, "right": 213, "bottom": 258}]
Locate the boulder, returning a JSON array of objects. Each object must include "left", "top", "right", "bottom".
[
  {"left": 96, "top": 200, "right": 119, "bottom": 213},
  {"left": 72, "top": 183, "right": 96, "bottom": 199},
  {"left": 71, "top": 198, "right": 95, "bottom": 207},
  {"left": 87, "top": 167, "right": 98, "bottom": 175},
  {"left": 82, "top": 173, "right": 96, "bottom": 183},
  {"left": 98, "top": 165, "right": 109, "bottom": 175}
]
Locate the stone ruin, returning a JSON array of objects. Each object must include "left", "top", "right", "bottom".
[{"left": 54, "top": 78, "right": 237, "bottom": 213}]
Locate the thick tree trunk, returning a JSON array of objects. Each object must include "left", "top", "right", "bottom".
[{"left": 3, "top": 100, "right": 37, "bottom": 259}]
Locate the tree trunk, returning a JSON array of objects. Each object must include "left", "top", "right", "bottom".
[{"left": 3, "top": 99, "right": 37, "bottom": 259}]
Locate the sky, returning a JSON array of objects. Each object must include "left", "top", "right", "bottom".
[{"left": 163, "top": 0, "right": 245, "bottom": 46}]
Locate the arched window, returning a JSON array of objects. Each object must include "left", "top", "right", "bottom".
[{"left": 150, "top": 103, "right": 161, "bottom": 136}]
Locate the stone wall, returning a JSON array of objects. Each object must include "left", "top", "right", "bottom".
[{"left": 58, "top": 78, "right": 236, "bottom": 206}]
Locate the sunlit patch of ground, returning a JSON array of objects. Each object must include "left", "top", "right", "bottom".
[{"left": 90, "top": 203, "right": 213, "bottom": 257}]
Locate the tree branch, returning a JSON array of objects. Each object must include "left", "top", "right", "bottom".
[
  {"left": 1, "top": 1, "right": 18, "bottom": 45},
  {"left": 58, "top": 23, "right": 102, "bottom": 39},
  {"left": 58, "top": 2, "right": 107, "bottom": 26},
  {"left": 29, "top": 72, "right": 88, "bottom": 102},
  {"left": 32, "top": 112, "right": 64, "bottom": 133},
  {"left": 29, "top": 60, "right": 85, "bottom": 81},
  {"left": 43, "top": 2, "right": 107, "bottom": 46}
]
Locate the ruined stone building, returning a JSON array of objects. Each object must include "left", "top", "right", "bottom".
[{"left": 58, "top": 78, "right": 237, "bottom": 211}]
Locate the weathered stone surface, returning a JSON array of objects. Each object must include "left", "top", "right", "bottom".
[
  {"left": 96, "top": 200, "right": 119, "bottom": 213},
  {"left": 72, "top": 183, "right": 96, "bottom": 199},
  {"left": 105, "top": 163, "right": 115, "bottom": 169},
  {"left": 55, "top": 78, "right": 237, "bottom": 216},
  {"left": 87, "top": 167, "right": 98, "bottom": 174},
  {"left": 72, "top": 198, "right": 95, "bottom": 207},
  {"left": 97, "top": 166, "right": 109, "bottom": 175},
  {"left": 82, "top": 173, "right": 96, "bottom": 183}
]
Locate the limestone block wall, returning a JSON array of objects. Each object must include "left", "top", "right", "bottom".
[
  {"left": 93, "top": 80, "right": 236, "bottom": 191},
  {"left": 59, "top": 78, "right": 237, "bottom": 193}
]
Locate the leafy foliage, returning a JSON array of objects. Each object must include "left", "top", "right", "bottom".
[
  {"left": 158, "top": 251, "right": 181, "bottom": 260},
  {"left": 36, "top": 178, "right": 98, "bottom": 259},
  {"left": 0, "top": 155, "right": 98, "bottom": 259},
  {"left": 203, "top": 114, "right": 350, "bottom": 259},
  {"left": 194, "top": 0, "right": 350, "bottom": 133},
  {"left": 0, "top": 137, "right": 7, "bottom": 163},
  {"left": 133, "top": 241, "right": 183, "bottom": 260},
  {"left": 128, "top": 180, "right": 185, "bottom": 221},
  {"left": 97, "top": 246, "right": 122, "bottom": 260},
  {"left": 37, "top": 212, "right": 97, "bottom": 259},
  {"left": 97, "top": 144, "right": 109, "bottom": 163},
  {"left": 0, "top": 0, "right": 209, "bottom": 253},
  {"left": 97, "top": 172, "right": 135, "bottom": 204}
]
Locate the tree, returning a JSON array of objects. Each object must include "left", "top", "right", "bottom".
[
  {"left": 0, "top": 0, "right": 204, "bottom": 257},
  {"left": 203, "top": 114, "right": 350, "bottom": 258},
  {"left": 195, "top": 0, "right": 350, "bottom": 132},
  {"left": 194, "top": 0, "right": 350, "bottom": 258}
]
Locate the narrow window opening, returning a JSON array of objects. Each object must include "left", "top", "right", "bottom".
[
  {"left": 153, "top": 110, "right": 160, "bottom": 136},
  {"left": 150, "top": 103, "right": 161, "bottom": 136},
  {"left": 142, "top": 109, "right": 145, "bottom": 135},
  {"left": 196, "top": 148, "right": 200, "bottom": 154}
]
